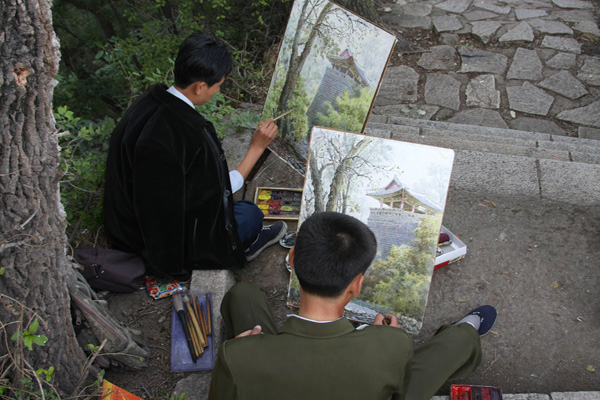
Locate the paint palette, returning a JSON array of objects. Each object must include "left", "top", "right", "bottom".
[{"left": 254, "top": 187, "right": 302, "bottom": 220}]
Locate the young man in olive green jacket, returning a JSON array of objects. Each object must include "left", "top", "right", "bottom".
[{"left": 209, "top": 212, "right": 496, "bottom": 400}]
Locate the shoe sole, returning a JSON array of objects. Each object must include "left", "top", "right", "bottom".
[{"left": 246, "top": 222, "right": 288, "bottom": 262}]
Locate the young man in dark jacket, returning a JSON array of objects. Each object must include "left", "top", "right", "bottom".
[
  {"left": 103, "top": 32, "right": 287, "bottom": 278},
  {"left": 209, "top": 212, "right": 497, "bottom": 400}
]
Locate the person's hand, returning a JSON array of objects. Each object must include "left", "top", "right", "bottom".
[
  {"left": 374, "top": 314, "right": 399, "bottom": 327},
  {"left": 252, "top": 119, "right": 278, "bottom": 151},
  {"left": 235, "top": 325, "right": 263, "bottom": 338}
]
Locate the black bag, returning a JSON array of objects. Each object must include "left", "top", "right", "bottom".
[
  {"left": 73, "top": 247, "right": 146, "bottom": 293},
  {"left": 67, "top": 267, "right": 150, "bottom": 371}
]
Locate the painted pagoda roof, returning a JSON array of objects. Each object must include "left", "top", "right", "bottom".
[
  {"left": 367, "top": 176, "right": 441, "bottom": 211},
  {"left": 327, "top": 49, "right": 372, "bottom": 88}
]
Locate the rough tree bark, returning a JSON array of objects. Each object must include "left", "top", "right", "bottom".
[
  {"left": 337, "top": 0, "right": 380, "bottom": 23},
  {"left": 1, "top": 0, "right": 88, "bottom": 395}
]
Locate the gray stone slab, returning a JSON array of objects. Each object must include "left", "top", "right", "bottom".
[
  {"left": 449, "top": 108, "right": 508, "bottom": 128},
  {"left": 404, "top": 3, "right": 433, "bottom": 17},
  {"left": 557, "top": 100, "right": 600, "bottom": 127},
  {"left": 549, "top": 9, "right": 596, "bottom": 22},
  {"left": 551, "top": 0, "right": 594, "bottom": 8},
  {"left": 503, "top": 395, "right": 551, "bottom": 400},
  {"left": 573, "top": 20, "right": 600, "bottom": 37},
  {"left": 507, "top": 47, "right": 543, "bottom": 80},
  {"left": 466, "top": 74, "right": 501, "bottom": 108},
  {"left": 417, "top": 45, "right": 459, "bottom": 70},
  {"left": 510, "top": 117, "right": 565, "bottom": 135},
  {"left": 579, "top": 126, "right": 600, "bottom": 140},
  {"left": 371, "top": 104, "right": 440, "bottom": 120},
  {"left": 539, "top": 160, "right": 600, "bottom": 205},
  {"left": 451, "top": 150, "right": 540, "bottom": 198},
  {"left": 474, "top": 0, "right": 511, "bottom": 14},
  {"left": 374, "top": 66, "right": 420, "bottom": 105},
  {"left": 396, "top": 14, "right": 433, "bottom": 29},
  {"left": 424, "top": 73, "right": 461, "bottom": 110},
  {"left": 538, "top": 70, "right": 588, "bottom": 99},
  {"left": 440, "top": 33, "right": 461, "bottom": 44},
  {"left": 546, "top": 52, "right": 577, "bottom": 69},
  {"left": 507, "top": 82, "right": 555, "bottom": 116},
  {"left": 551, "top": 393, "right": 600, "bottom": 400},
  {"left": 471, "top": 21, "right": 503, "bottom": 43},
  {"left": 433, "top": 15, "right": 464, "bottom": 32},
  {"left": 173, "top": 372, "right": 212, "bottom": 400},
  {"left": 578, "top": 56, "right": 600, "bottom": 86},
  {"left": 515, "top": 9, "right": 548, "bottom": 19},
  {"left": 459, "top": 47, "right": 508, "bottom": 74},
  {"left": 464, "top": 10, "right": 499, "bottom": 20},
  {"left": 435, "top": 0, "right": 472, "bottom": 13},
  {"left": 499, "top": 21, "right": 535, "bottom": 42},
  {"left": 541, "top": 35, "right": 582, "bottom": 54},
  {"left": 528, "top": 18, "right": 574, "bottom": 34}
]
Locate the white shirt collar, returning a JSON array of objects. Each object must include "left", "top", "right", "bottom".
[
  {"left": 287, "top": 314, "right": 343, "bottom": 324},
  {"left": 167, "top": 86, "right": 195, "bottom": 109}
]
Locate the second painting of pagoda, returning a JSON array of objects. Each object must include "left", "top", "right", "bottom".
[
  {"left": 261, "top": 0, "right": 396, "bottom": 174},
  {"left": 288, "top": 128, "right": 455, "bottom": 334}
]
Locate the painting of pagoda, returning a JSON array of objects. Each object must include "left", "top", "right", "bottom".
[
  {"left": 261, "top": 0, "right": 396, "bottom": 174},
  {"left": 288, "top": 127, "right": 455, "bottom": 334}
]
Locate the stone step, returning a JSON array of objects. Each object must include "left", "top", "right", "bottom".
[
  {"left": 365, "top": 116, "right": 600, "bottom": 206},
  {"left": 366, "top": 115, "right": 600, "bottom": 166}
]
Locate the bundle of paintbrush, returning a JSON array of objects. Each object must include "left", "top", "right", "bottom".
[{"left": 172, "top": 292, "right": 212, "bottom": 362}]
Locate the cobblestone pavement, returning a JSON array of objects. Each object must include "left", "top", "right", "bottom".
[{"left": 373, "top": 0, "right": 600, "bottom": 140}]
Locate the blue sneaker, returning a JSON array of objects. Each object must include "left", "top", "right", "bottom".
[
  {"left": 246, "top": 221, "right": 288, "bottom": 261},
  {"left": 460, "top": 305, "right": 497, "bottom": 336}
]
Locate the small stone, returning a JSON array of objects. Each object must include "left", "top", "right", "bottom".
[
  {"left": 435, "top": 0, "right": 472, "bottom": 13},
  {"left": 466, "top": 74, "right": 501, "bottom": 108},
  {"left": 557, "top": 101, "right": 600, "bottom": 127},
  {"left": 474, "top": 0, "right": 511, "bottom": 14},
  {"left": 433, "top": 15, "right": 464, "bottom": 33},
  {"left": 471, "top": 21, "right": 503, "bottom": 43},
  {"left": 404, "top": 3, "right": 433, "bottom": 17},
  {"left": 528, "top": 19, "right": 573, "bottom": 34},
  {"left": 440, "top": 33, "right": 461, "bottom": 45},
  {"left": 464, "top": 10, "right": 498, "bottom": 21},
  {"left": 459, "top": 47, "right": 508, "bottom": 74},
  {"left": 499, "top": 22, "right": 535, "bottom": 42},
  {"left": 417, "top": 45, "right": 459, "bottom": 70},
  {"left": 507, "top": 82, "right": 554, "bottom": 116},
  {"left": 538, "top": 71, "right": 588, "bottom": 100},
  {"left": 541, "top": 36, "right": 581, "bottom": 54},
  {"left": 578, "top": 57, "right": 600, "bottom": 86},
  {"left": 424, "top": 73, "right": 462, "bottom": 110},
  {"left": 449, "top": 109, "right": 509, "bottom": 128},
  {"left": 396, "top": 15, "right": 432, "bottom": 29},
  {"left": 546, "top": 52, "right": 577, "bottom": 69},
  {"left": 573, "top": 20, "right": 600, "bottom": 37},
  {"left": 515, "top": 9, "right": 548, "bottom": 19},
  {"left": 507, "top": 47, "right": 543, "bottom": 81},
  {"left": 510, "top": 117, "right": 565, "bottom": 135},
  {"left": 552, "top": 0, "right": 594, "bottom": 9}
]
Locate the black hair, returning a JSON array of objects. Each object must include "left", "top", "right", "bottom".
[
  {"left": 294, "top": 212, "right": 377, "bottom": 298},
  {"left": 173, "top": 32, "right": 233, "bottom": 88}
]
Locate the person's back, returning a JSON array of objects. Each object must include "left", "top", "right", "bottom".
[{"left": 212, "top": 307, "right": 412, "bottom": 400}]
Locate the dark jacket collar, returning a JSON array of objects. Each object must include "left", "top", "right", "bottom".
[
  {"left": 282, "top": 316, "right": 356, "bottom": 338},
  {"left": 149, "top": 84, "right": 210, "bottom": 129}
]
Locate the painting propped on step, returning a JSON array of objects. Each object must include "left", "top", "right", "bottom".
[
  {"left": 287, "top": 128, "right": 455, "bottom": 334},
  {"left": 261, "top": 0, "right": 396, "bottom": 174}
]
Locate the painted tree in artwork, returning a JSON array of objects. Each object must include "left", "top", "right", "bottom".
[
  {"left": 264, "top": 0, "right": 383, "bottom": 162},
  {"left": 360, "top": 214, "right": 442, "bottom": 319}
]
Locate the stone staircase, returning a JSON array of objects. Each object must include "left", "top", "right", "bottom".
[{"left": 365, "top": 114, "right": 600, "bottom": 206}]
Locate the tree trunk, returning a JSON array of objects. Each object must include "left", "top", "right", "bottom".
[
  {"left": 336, "top": 0, "right": 380, "bottom": 23},
  {"left": 1, "top": 0, "right": 88, "bottom": 395}
]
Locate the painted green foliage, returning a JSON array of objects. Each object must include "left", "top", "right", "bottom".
[{"left": 360, "top": 214, "right": 441, "bottom": 319}]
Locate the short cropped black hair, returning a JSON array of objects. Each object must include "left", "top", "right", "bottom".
[
  {"left": 294, "top": 212, "right": 377, "bottom": 298},
  {"left": 174, "top": 32, "right": 233, "bottom": 88}
]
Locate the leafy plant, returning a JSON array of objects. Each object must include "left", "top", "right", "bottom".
[{"left": 11, "top": 319, "right": 48, "bottom": 351}]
